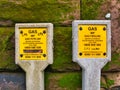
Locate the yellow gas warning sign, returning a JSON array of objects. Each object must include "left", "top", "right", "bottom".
[
  {"left": 78, "top": 24, "right": 107, "bottom": 58},
  {"left": 19, "top": 27, "right": 47, "bottom": 60}
]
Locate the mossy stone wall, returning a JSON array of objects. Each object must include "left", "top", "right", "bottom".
[
  {"left": 0, "top": 0, "right": 80, "bottom": 71},
  {"left": 0, "top": 0, "right": 120, "bottom": 90},
  {"left": 0, "top": 0, "right": 81, "bottom": 90}
]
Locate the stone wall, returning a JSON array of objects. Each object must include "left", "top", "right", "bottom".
[{"left": 0, "top": 0, "right": 119, "bottom": 90}]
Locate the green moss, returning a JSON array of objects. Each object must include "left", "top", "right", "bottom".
[
  {"left": 103, "top": 52, "right": 120, "bottom": 71},
  {"left": 58, "top": 73, "right": 82, "bottom": 90},
  {"left": 0, "top": 0, "right": 79, "bottom": 25},
  {"left": 45, "top": 72, "right": 82, "bottom": 90},
  {"left": 112, "top": 52, "right": 120, "bottom": 61},
  {"left": 52, "top": 27, "right": 74, "bottom": 70},
  {"left": 102, "top": 63, "right": 110, "bottom": 71},
  {"left": 101, "top": 79, "right": 114, "bottom": 89},
  {"left": 45, "top": 72, "right": 50, "bottom": 89},
  {"left": 111, "top": 52, "right": 120, "bottom": 67},
  {"left": 0, "top": 28, "right": 14, "bottom": 51},
  {"left": 0, "top": 27, "right": 18, "bottom": 70},
  {"left": 81, "top": 0, "right": 104, "bottom": 19}
]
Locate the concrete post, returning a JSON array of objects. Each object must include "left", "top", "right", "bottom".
[
  {"left": 25, "top": 62, "right": 47, "bottom": 90},
  {"left": 78, "top": 60, "right": 108, "bottom": 90},
  {"left": 72, "top": 20, "right": 111, "bottom": 90},
  {"left": 15, "top": 23, "right": 53, "bottom": 90}
]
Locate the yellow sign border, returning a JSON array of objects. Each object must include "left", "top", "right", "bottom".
[
  {"left": 19, "top": 27, "right": 47, "bottom": 60},
  {"left": 78, "top": 24, "right": 107, "bottom": 58}
]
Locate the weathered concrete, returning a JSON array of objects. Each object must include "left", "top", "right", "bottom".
[
  {"left": 72, "top": 20, "right": 111, "bottom": 90},
  {"left": 25, "top": 62, "right": 48, "bottom": 90},
  {"left": 15, "top": 23, "right": 53, "bottom": 90}
]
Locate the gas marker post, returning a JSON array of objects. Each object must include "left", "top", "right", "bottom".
[
  {"left": 15, "top": 23, "right": 53, "bottom": 90},
  {"left": 72, "top": 20, "right": 111, "bottom": 90}
]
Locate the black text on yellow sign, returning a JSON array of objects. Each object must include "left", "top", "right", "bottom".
[
  {"left": 19, "top": 27, "right": 47, "bottom": 60},
  {"left": 78, "top": 24, "right": 107, "bottom": 58}
]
